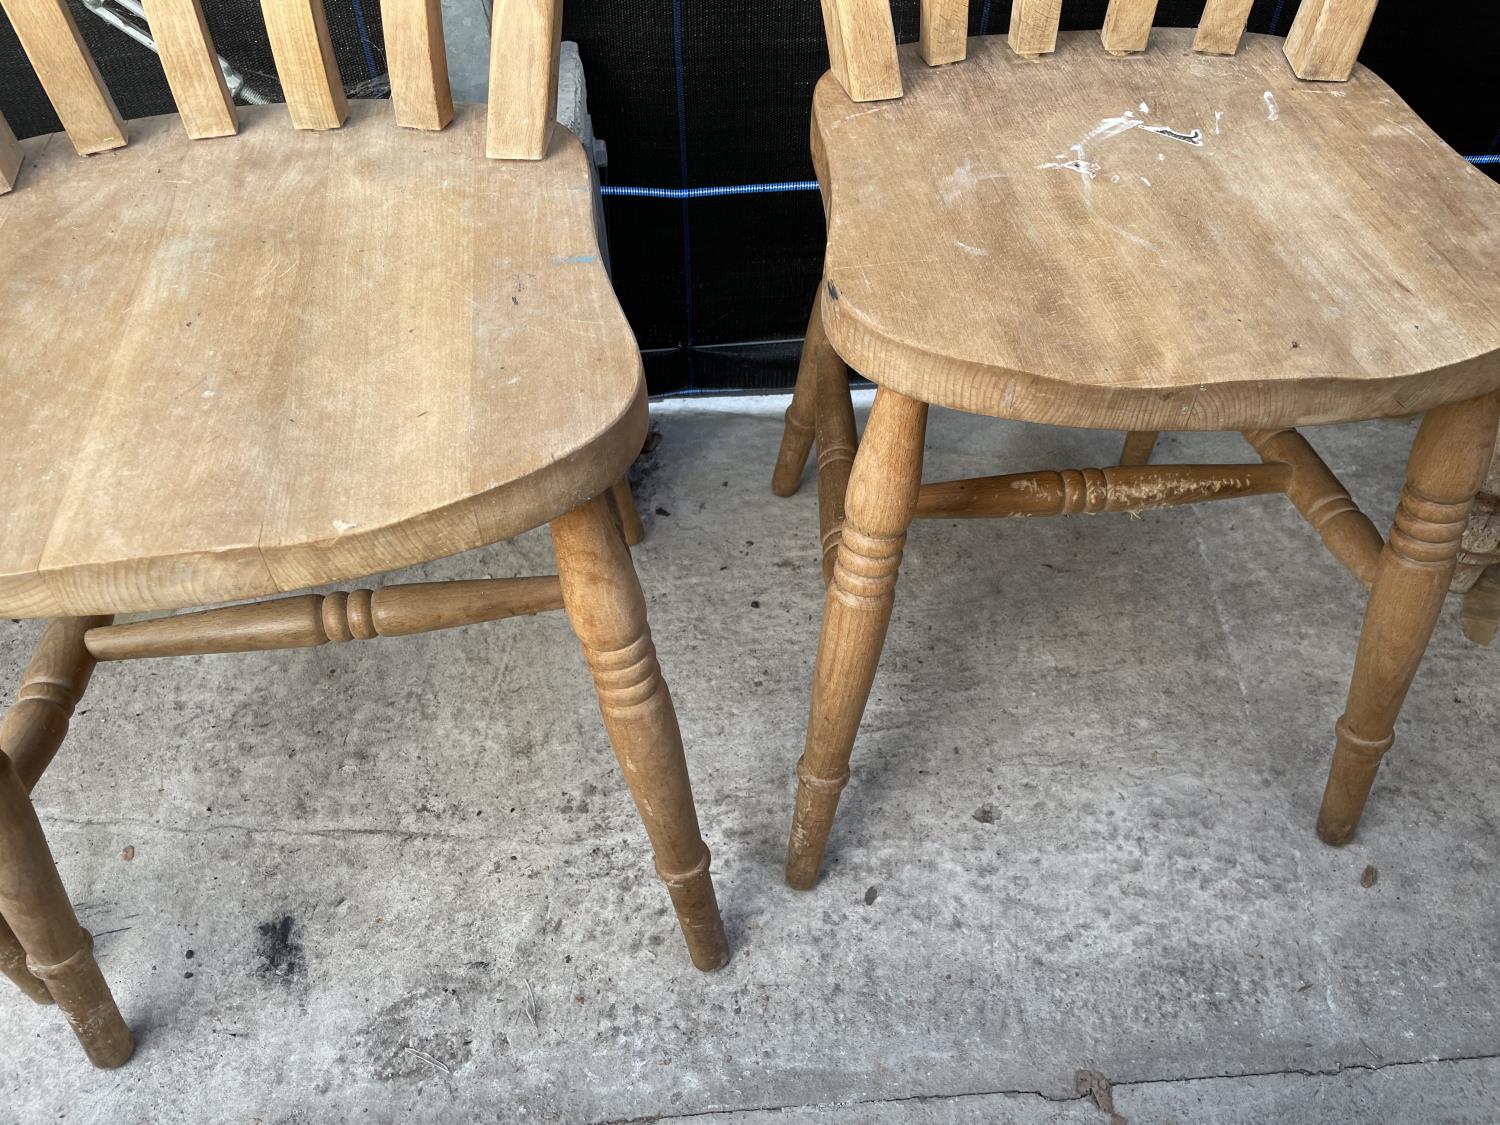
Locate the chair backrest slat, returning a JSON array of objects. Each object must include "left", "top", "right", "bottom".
[
  {"left": 1100, "top": 0, "right": 1159, "bottom": 55},
  {"left": 819, "top": 0, "right": 902, "bottom": 102},
  {"left": 1284, "top": 0, "right": 1379, "bottom": 81},
  {"left": 486, "top": 0, "right": 562, "bottom": 159},
  {"left": 0, "top": 0, "right": 127, "bottom": 154},
  {"left": 1193, "top": 0, "right": 1254, "bottom": 55},
  {"left": 920, "top": 0, "right": 968, "bottom": 67},
  {"left": 0, "top": 110, "right": 21, "bottom": 193},
  {"left": 386, "top": 0, "right": 454, "bottom": 131},
  {"left": 143, "top": 0, "right": 238, "bottom": 138},
  {"left": 1008, "top": 0, "right": 1062, "bottom": 57},
  {"left": 259, "top": 0, "right": 348, "bottom": 129}
]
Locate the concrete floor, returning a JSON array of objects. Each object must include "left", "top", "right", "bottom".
[{"left": 2, "top": 394, "right": 1498, "bottom": 1124}]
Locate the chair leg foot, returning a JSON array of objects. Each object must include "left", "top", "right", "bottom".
[
  {"left": 786, "top": 388, "right": 928, "bottom": 890},
  {"left": 1316, "top": 391, "right": 1500, "bottom": 844},
  {"left": 772, "top": 292, "right": 826, "bottom": 497},
  {"left": 0, "top": 754, "right": 132, "bottom": 1067},
  {"left": 552, "top": 493, "right": 730, "bottom": 971}
]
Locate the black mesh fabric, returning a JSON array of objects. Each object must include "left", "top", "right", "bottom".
[{"left": 2, "top": 1, "right": 1497, "bottom": 394}]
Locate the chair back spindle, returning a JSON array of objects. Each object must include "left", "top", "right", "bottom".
[
  {"left": 1284, "top": 0, "right": 1379, "bottom": 80},
  {"left": 486, "top": 0, "right": 562, "bottom": 159},
  {"left": 0, "top": 0, "right": 126, "bottom": 154},
  {"left": 1009, "top": 0, "right": 1063, "bottom": 57},
  {"left": 386, "top": 0, "right": 454, "bottom": 130},
  {"left": 142, "top": 0, "right": 237, "bottom": 138},
  {"left": 819, "top": 0, "right": 902, "bottom": 102},
  {"left": 920, "top": 0, "right": 968, "bottom": 67},
  {"left": 816, "top": 0, "right": 1381, "bottom": 102},
  {"left": 259, "top": 0, "right": 348, "bottom": 130},
  {"left": 0, "top": 110, "right": 20, "bottom": 192},
  {"left": 1100, "top": 0, "right": 1159, "bottom": 55},
  {"left": 1193, "top": 0, "right": 1255, "bottom": 55}
]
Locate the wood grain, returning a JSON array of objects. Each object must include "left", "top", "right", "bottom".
[
  {"left": 1100, "top": 0, "right": 1159, "bottom": 55},
  {"left": 387, "top": 0, "right": 454, "bottom": 130},
  {"left": 1193, "top": 0, "right": 1255, "bottom": 55},
  {"left": 143, "top": 0, "right": 238, "bottom": 138},
  {"left": 1284, "top": 0, "right": 1379, "bottom": 82},
  {"left": 552, "top": 494, "right": 730, "bottom": 970},
  {"left": 259, "top": 0, "right": 348, "bottom": 129},
  {"left": 813, "top": 32, "right": 1500, "bottom": 432},
  {"left": 815, "top": 315, "right": 858, "bottom": 585},
  {"left": 919, "top": 0, "right": 968, "bottom": 67},
  {"left": 1317, "top": 392, "right": 1500, "bottom": 844},
  {"left": 913, "top": 463, "right": 1290, "bottom": 519},
  {"left": 0, "top": 104, "right": 644, "bottom": 619},
  {"left": 1118, "top": 430, "right": 1158, "bottom": 466},
  {"left": 0, "top": 753, "right": 132, "bottom": 1066},
  {"left": 0, "top": 110, "right": 20, "bottom": 193},
  {"left": 0, "top": 617, "right": 109, "bottom": 792},
  {"left": 487, "top": 0, "right": 562, "bottom": 159},
  {"left": 0, "top": 0, "right": 126, "bottom": 154},
  {"left": 787, "top": 389, "right": 927, "bottom": 890},
  {"left": 82, "top": 577, "right": 565, "bottom": 659},
  {"left": 772, "top": 295, "right": 825, "bottom": 497},
  {"left": 1246, "top": 428, "right": 1383, "bottom": 588},
  {"left": 1008, "top": 0, "right": 1062, "bottom": 56},
  {"left": 818, "top": 0, "right": 902, "bottom": 102}
]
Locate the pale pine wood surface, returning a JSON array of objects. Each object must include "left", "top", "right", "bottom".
[
  {"left": 0, "top": 102, "right": 645, "bottom": 619},
  {"left": 142, "top": 0, "right": 238, "bottom": 139},
  {"left": 813, "top": 31, "right": 1500, "bottom": 432}
]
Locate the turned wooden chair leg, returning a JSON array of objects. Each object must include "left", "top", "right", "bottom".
[
  {"left": 609, "top": 476, "right": 646, "bottom": 546},
  {"left": 771, "top": 292, "right": 825, "bottom": 497},
  {"left": 786, "top": 388, "right": 928, "bottom": 890},
  {"left": 815, "top": 328, "right": 858, "bottom": 586},
  {"left": 551, "top": 493, "right": 730, "bottom": 970},
  {"left": 1119, "top": 430, "right": 1159, "bottom": 467},
  {"left": 1318, "top": 392, "right": 1500, "bottom": 845},
  {"left": 0, "top": 911, "right": 53, "bottom": 1004},
  {"left": 0, "top": 753, "right": 133, "bottom": 1066}
]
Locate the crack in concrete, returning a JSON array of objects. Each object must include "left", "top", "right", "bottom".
[{"left": 590, "top": 1052, "right": 1500, "bottom": 1124}]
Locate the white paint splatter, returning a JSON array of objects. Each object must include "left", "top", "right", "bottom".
[
  {"left": 1213, "top": 110, "right": 1224, "bottom": 135},
  {"left": 1139, "top": 102, "right": 1150, "bottom": 114},
  {"left": 939, "top": 160, "right": 977, "bottom": 204},
  {"left": 332, "top": 520, "right": 359, "bottom": 533},
  {"left": 1111, "top": 174, "right": 1122, "bottom": 183},
  {"left": 955, "top": 240, "right": 989, "bottom": 256},
  {"left": 1140, "top": 176, "right": 1152, "bottom": 186},
  {"left": 1263, "top": 91, "right": 1279, "bottom": 121},
  {"left": 1141, "top": 124, "right": 1203, "bottom": 146},
  {"left": 1038, "top": 160, "right": 1100, "bottom": 180}
]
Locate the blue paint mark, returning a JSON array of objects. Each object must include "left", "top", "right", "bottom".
[
  {"left": 347, "top": 0, "right": 380, "bottom": 86},
  {"left": 1469, "top": 155, "right": 1500, "bottom": 165},
  {"left": 980, "top": 0, "right": 993, "bottom": 35},
  {"left": 553, "top": 254, "right": 600, "bottom": 265},
  {"left": 602, "top": 181, "right": 820, "bottom": 199}
]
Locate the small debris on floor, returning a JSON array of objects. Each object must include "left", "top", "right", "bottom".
[
  {"left": 121, "top": 845, "right": 135, "bottom": 861},
  {"left": 1076, "top": 1069, "right": 1127, "bottom": 1125},
  {"left": 1361, "top": 865, "right": 1378, "bottom": 888},
  {"left": 654, "top": 507, "right": 670, "bottom": 517},
  {"left": 972, "top": 805, "right": 996, "bottom": 824},
  {"left": 864, "top": 886, "right": 879, "bottom": 906}
]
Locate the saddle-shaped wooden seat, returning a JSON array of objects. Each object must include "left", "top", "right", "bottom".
[
  {"left": 0, "top": 103, "right": 643, "bottom": 618},
  {"left": 814, "top": 30, "right": 1500, "bottom": 432}
]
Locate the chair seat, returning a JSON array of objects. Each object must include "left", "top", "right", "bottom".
[
  {"left": 814, "top": 30, "right": 1500, "bottom": 432},
  {"left": 0, "top": 103, "right": 644, "bottom": 618}
]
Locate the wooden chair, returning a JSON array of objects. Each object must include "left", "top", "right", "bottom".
[
  {"left": 1455, "top": 433, "right": 1500, "bottom": 645},
  {"left": 772, "top": 0, "right": 1500, "bottom": 890},
  {"left": 0, "top": 0, "right": 728, "bottom": 1068}
]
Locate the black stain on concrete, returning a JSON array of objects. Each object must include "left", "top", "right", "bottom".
[{"left": 256, "top": 916, "right": 305, "bottom": 981}]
